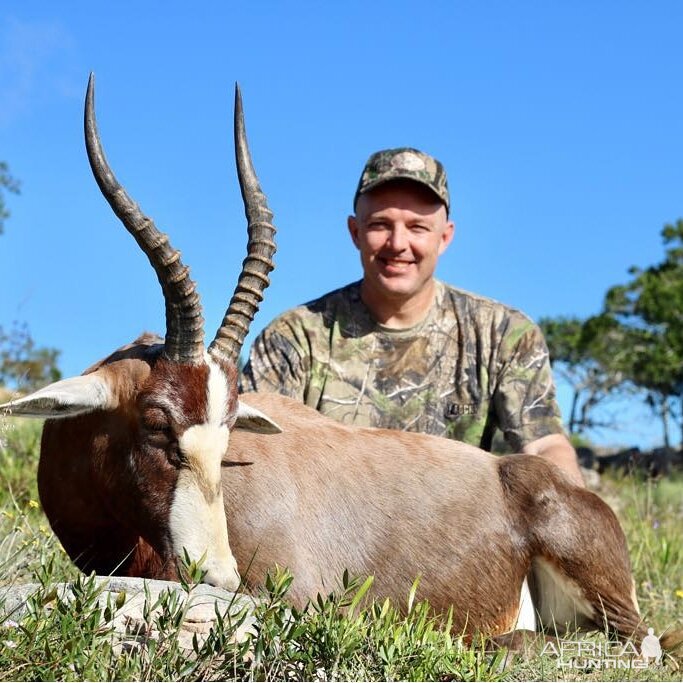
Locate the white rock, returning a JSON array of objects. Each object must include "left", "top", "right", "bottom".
[{"left": 0, "top": 576, "right": 258, "bottom": 655}]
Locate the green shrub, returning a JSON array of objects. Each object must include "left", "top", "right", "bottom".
[{"left": 0, "top": 417, "right": 681, "bottom": 680}]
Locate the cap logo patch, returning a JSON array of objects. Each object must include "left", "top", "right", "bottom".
[{"left": 391, "top": 152, "right": 426, "bottom": 172}]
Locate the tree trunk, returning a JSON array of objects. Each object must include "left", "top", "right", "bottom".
[
  {"left": 569, "top": 389, "right": 580, "bottom": 434},
  {"left": 660, "top": 395, "right": 671, "bottom": 450}
]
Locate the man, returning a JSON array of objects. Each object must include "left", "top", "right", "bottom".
[{"left": 241, "top": 148, "right": 583, "bottom": 486}]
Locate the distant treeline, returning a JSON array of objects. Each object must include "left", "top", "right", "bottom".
[{"left": 540, "top": 219, "right": 683, "bottom": 449}]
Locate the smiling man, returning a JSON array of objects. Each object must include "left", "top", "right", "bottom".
[{"left": 241, "top": 148, "right": 583, "bottom": 486}]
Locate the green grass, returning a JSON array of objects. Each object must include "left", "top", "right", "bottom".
[
  {"left": 1, "top": 418, "right": 682, "bottom": 681},
  {"left": 0, "top": 418, "right": 77, "bottom": 586}
]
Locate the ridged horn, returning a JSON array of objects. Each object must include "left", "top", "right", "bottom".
[
  {"left": 84, "top": 73, "right": 205, "bottom": 364},
  {"left": 208, "top": 84, "right": 276, "bottom": 364}
]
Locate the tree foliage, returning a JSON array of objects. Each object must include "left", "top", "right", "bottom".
[
  {"left": 0, "top": 322, "right": 62, "bottom": 392},
  {"left": 0, "top": 161, "right": 21, "bottom": 235},
  {"left": 603, "top": 220, "right": 683, "bottom": 447},
  {"left": 542, "top": 220, "right": 683, "bottom": 447},
  {"left": 539, "top": 314, "right": 627, "bottom": 435},
  {"left": 0, "top": 163, "right": 61, "bottom": 392}
]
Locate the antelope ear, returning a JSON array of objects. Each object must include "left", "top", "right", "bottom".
[
  {"left": 0, "top": 375, "right": 115, "bottom": 419},
  {"left": 234, "top": 401, "right": 282, "bottom": 434}
]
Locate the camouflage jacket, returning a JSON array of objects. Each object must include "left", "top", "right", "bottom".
[{"left": 240, "top": 280, "right": 565, "bottom": 452}]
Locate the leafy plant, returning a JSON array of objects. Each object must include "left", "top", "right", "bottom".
[
  {"left": 603, "top": 220, "right": 683, "bottom": 447},
  {"left": 0, "top": 321, "right": 61, "bottom": 393},
  {"left": 0, "top": 162, "right": 20, "bottom": 235},
  {"left": 0, "top": 416, "right": 681, "bottom": 680}
]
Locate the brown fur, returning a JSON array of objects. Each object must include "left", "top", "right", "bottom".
[
  {"left": 35, "top": 340, "right": 650, "bottom": 640},
  {"left": 220, "top": 393, "right": 643, "bottom": 638},
  {"left": 498, "top": 457, "right": 643, "bottom": 638},
  {"left": 40, "top": 336, "right": 215, "bottom": 580}
]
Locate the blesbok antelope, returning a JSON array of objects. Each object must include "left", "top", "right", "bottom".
[{"left": 0, "top": 76, "right": 671, "bottom": 647}]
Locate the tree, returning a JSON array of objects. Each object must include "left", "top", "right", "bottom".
[
  {"left": 603, "top": 220, "right": 683, "bottom": 448},
  {"left": 0, "top": 321, "right": 61, "bottom": 391},
  {"left": 0, "top": 161, "right": 21, "bottom": 235},
  {"left": 539, "top": 315, "right": 628, "bottom": 436},
  {"left": 0, "top": 163, "right": 61, "bottom": 392}
]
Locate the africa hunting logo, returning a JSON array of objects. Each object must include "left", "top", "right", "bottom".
[{"left": 541, "top": 628, "right": 663, "bottom": 670}]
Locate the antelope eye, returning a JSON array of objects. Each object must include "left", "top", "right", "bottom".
[
  {"left": 166, "top": 444, "right": 184, "bottom": 468},
  {"left": 141, "top": 408, "right": 171, "bottom": 434},
  {"left": 142, "top": 408, "right": 173, "bottom": 446}
]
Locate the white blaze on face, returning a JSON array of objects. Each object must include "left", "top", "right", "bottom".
[{"left": 168, "top": 357, "right": 240, "bottom": 590}]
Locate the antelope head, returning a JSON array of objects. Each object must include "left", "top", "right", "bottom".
[{"left": 0, "top": 75, "right": 280, "bottom": 589}]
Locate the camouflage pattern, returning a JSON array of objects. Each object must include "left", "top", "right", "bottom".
[
  {"left": 354, "top": 148, "right": 450, "bottom": 213},
  {"left": 240, "top": 281, "right": 565, "bottom": 453}
]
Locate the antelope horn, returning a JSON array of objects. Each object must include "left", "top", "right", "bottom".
[
  {"left": 208, "top": 84, "right": 276, "bottom": 364},
  {"left": 84, "top": 73, "right": 205, "bottom": 365}
]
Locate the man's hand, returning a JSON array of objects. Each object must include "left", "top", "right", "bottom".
[{"left": 523, "top": 433, "right": 585, "bottom": 488}]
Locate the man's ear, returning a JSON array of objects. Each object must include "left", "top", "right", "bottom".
[
  {"left": 438, "top": 220, "right": 455, "bottom": 256},
  {"left": 347, "top": 215, "right": 361, "bottom": 249}
]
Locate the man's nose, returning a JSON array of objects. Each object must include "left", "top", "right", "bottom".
[{"left": 386, "top": 225, "right": 409, "bottom": 251}]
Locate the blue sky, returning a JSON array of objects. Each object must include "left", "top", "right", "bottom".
[{"left": 1, "top": 2, "right": 681, "bottom": 448}]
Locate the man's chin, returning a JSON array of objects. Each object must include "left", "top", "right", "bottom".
[{"left": 373, "top": 274, "right": 421, "bottom": 299}]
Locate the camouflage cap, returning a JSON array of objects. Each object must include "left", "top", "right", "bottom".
[{"left": 353, "top": 147, "right": 450, "bottom": 214}]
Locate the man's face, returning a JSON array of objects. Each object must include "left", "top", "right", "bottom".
[{"left": 348, "top": 181, "right": 454, "bottom": 303}]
